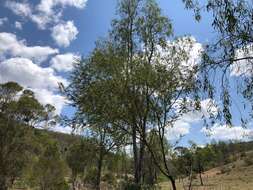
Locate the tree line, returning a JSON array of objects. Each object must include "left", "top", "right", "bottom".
[{"left": 1, "top": 81, "right": 252, "bottom": 189}]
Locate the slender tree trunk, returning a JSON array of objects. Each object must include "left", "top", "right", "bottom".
[
  {"left": 138, "top": 125, "right": 146, "bottom": 184},
  {"left": 168, "top": 176, "right": 177, "bottom": 190},
  {"left": 71, "top": 173, "right": 77, "bottom": 190},
  {"left": 198, "top": 163, "right": 203, "bottom": 186},
  {"left": 132, "top": 125, "right": 141, "bottom": 188},
  {"left": 199, "top": 172, "right": 203, "bottom": 186},
  {"left": 188, "top": 165, "right": 193, "bottom": 190},
  {"left": 95, "top": 147, "right": 104, "bottom": 190}
]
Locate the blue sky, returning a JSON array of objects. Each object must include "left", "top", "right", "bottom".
[{"left": 0, "top": 0, "right": 252, "bottom": 146}]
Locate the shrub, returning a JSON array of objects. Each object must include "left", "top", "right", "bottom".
[
  {"left": 84, "top": 167, "right": 97, "bottom": 186},
  {"left": 102, "top": 172, "right": 116, "bottom": 185},
  {"left": 244, "top": 156, "right": 253, "bottom": 166},
  {"left": 220, "top": 166, "right": 231, "bottom": 174}
]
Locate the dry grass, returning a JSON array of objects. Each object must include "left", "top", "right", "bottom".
[{"left": 161, "top": 160, "right": 253, "bottom": 190}]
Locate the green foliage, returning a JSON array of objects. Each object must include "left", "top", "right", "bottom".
[
  {"left": 183, "top": 0, "right": 253, "bottom": 126},
  {"left": 67, "top": 1, "right": 198, "bottom": 189},
  {"left": 84, "top": 167, "right": 98, "bottom": 187},
  {"left": 102, "top": 172, "right": 116, "bottom": 185},
  {"left": 0, "top": 81, "right": 60, "bottom": 190},
  {"left": 27, "top": 141, "right": 68, "bottom": 190},
  {"left": 66, "top": 138, "right": 96, "bottom": 186},
  {"left": 244, "top": 152, "right": 253, "bottom": 166}
]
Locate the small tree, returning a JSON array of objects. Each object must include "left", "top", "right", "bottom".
[
  {"left": 28, "top": 141, "right": 68, "bottom": 190},
  {"left": 66, "top": 139, "right": 96, "bottom": 189}
]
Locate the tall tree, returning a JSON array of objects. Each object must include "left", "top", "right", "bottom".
[{"left": 67, "top": 1, "right": 198, "bottom": 189}]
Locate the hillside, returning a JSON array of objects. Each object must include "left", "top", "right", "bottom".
[{"left": 161, "top": 153, "right": 253, "bottom": 190}]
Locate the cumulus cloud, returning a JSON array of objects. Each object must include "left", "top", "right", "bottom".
[
  {"left": 50, "top": 124, "right": 73, "bottom": 134},
  {"left": 0, "top": 57, "right": 68, "bottom": 114},
  {"left": 14, "top": 21, "right": 23, "bottom": 30},
  {"left": 200, "top": 98, "right": 219, "bottom": 117},
  {"left": 30, "top": 9, "right": 62, "bottom": 30},
  {"left": 0, "top": 32, "right": 58, "bottom": 62},
  {"left": 230, "top": 45, "right": 253, "bottom": 77},
  {"left": 37, "top": 0, "right": 87, "bottom": 14},
  {"left": 166, "top": 121, "right": 191, "bottom": 141},
  {"left": 32, "top": 88, "right": 67, "bottom": 114},
  {"left": 5, "top": 0, "right": 87, "bottom": 29},
  {"left": 166, "top": 98, "right": 218, "bottom": 141},
  {"left": 50, "top": 53, "right": 80, "bottom": 72},
  {"left": 51, "top": 21, "right": 78, "bottom": 47},
  {"left": 201, "top": 124, "right": 253, "bottom": 141},
  {"left": 159, "top": 36, "right": 203, "bottom": 78},
  {"left": 0, "top": 17, "right": 8, "bottom": 26},
  {"left": 5, "top": 1, "right": 32, "bottom": 17},
  {"left": 167, "top": 110, "right": 203, "bottom": 141},
  {"left": 0, "top": 57, "right": 67, "bottom": 89}
]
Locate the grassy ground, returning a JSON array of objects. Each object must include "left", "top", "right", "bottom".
[
  {"left": 160, "top": 160, "right": 253, "bottom": 190},
  {"left": 11, "top": 157, "right": 253, "bottom": 189}
]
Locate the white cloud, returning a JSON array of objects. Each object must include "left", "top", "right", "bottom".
[
  {"left": 200, "top": 98, "right": 219, "bottom": 117},
  {"left": 32, "top": 88, "right": 67, "bottom": 114},
  {"left": 0, "top": 32, "right": 58, "bottom": 62},
  {"left": 51, "top": 21, "right": 78, "bottom": 47},
  {"left": 0, "top": 17, "right": 8, "bottom": 26},
  {"left": 5, "top": 1, "right": 32, "bottom": 17},
  {"left": 173, "top": 36, "right": 203, "bottom": 68},
  {"left": 166, "top": 121, "right": 191, "bottom": 140},
  {"left": 14, "top": 21, "right": 23, "bottom": 30},
  {"left": 0, "top": 57, "right": 68, "bottom": 114},
  {"left": 201, "top": 124, "right": 253, "bottom": 141},
  {"left": 160, "top": 36, "right": 203, "bottom": 79},
  {"left": 167, "top": 110, "right": 203, "bottom": 141},
  {"left": 50, "top": 53, "right": 80, "bottom": 72},
  {"left": 230, "top": 45, "right": 253, "bottom": 77},
  {"left": 0, "top": 57, "right": 67, "bottom": 90},
  {"left": 5, "top": 0, "right": 87, "bottom": 29},
  {"left": 50, "top": 124, "right": 73, "bottom": 134},
  {"left": 37, "top": 0, "right": 87, "bottom": 14},
  {"left": 166, "top": 98, "right": 218, "bottom": 141},
  {"left": 30, "top": 10, "right": 62, "bottom": 30}
]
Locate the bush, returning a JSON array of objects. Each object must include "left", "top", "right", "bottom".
[
  {"left": 220, "top": 166, "right": 231, "bottom": 174},
  {"left": 102, "top": 172, "right": 116, "bottom": 185},
  {"left": 124, "top": 183, "right": 141, "bottom": 190},
  {"left": 118, "top": 179, "right": 140, "bottom": 190},
  {"left": 27, "top": 142, "right": 69, "bottom": 189},
  {"left": 244, "top": 156, "right": 253, "bottom": 166},
  {"left": 240, "top": 152, "right": 246, "bottom": 158},
  {"left": 84, "top": 167, "right": 97, "bottom": 186},
  {"left": 56, "top": 181, "right": 69, "bottom": 190}
]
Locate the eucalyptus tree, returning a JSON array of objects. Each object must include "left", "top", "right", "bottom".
[
  {"left": 183, "top": 0, "right": 253, "bottom": 126},
  {"left": 86, "top": 121, "right": 127, "bottom": 190},
  {"left": 0, "top": 82, "right": 57, "bottom": 190},
  {"left": 0, "top": 82, "right": 26, "bottom": 190},
  {"left": 67, "top": 0, "right": 199, "bottom": 189},
  {"left": 66, "top": 139, "right": 96, "bottom": 190}
]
